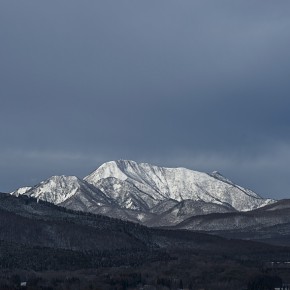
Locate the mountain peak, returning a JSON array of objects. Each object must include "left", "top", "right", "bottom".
[
  {"left": 209, "top": 170, "right": 234, "bottom": 184},
  {"left": 211, "top": 170, "right": 222, "bottom": 176},
  {"left": 85, "top": 160, "right": 273, "bottom": 211},
  {"left": 10, "top": 186, "right": 32, "bottom": 197},
  {"left": 85, "top": 161, "right": 129, "bottom": 182},
  {"left": 24, "top": 175, "right": 86, "bottom": 204}
]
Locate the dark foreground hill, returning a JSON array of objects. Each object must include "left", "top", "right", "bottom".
[{"left": 1, "top": 193, "right": 290, "bottom": 290}]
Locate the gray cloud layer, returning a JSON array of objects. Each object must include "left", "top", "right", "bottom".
[{"left": 1, "top": 1, "right": 290, "bottom": 198}]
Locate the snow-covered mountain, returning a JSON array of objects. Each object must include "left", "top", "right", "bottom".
[
  {"left": 11, "top": 175, "right": 111, "bottom": 207},
  {"left": 11, "top": 160, "right": 274, "bottom": 226},
  {"left": 84, "top": 160, "right": 273, "bottom": 212},
  {"left": 10, "top": 186, "right": 32, "bottom": 197}
]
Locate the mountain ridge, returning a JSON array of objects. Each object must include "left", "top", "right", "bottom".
[{"left": 10, "top": 160, "right": 274, "bottom": 227}]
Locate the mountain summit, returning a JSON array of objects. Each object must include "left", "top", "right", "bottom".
[{"left": 84, "top": 160, "right": 273, "bottom": 211}]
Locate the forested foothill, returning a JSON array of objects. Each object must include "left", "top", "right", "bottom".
[{"left": 1, "top": 193, "right": 290, "bottom": 290}]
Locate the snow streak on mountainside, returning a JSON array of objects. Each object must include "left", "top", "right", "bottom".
[{"left": 84, "top": 160, "right": 273, "bottom": 211}]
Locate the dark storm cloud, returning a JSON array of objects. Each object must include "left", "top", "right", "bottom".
[{"left": 1, "top": 1, "right": 290, "bottom": 198}]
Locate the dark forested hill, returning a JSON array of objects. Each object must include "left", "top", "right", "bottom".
[{"left": 1, "top": 193, "right": 290, "bottom": 289}]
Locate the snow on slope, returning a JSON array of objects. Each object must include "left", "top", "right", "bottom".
[
  {"left": 10, "top": 186, "right": 32, "bottom": 197},
  {"left": 95, "top": 177, "right": 156, "bottom": 211},
  {"left": 84, "top": 160, "right": 274, "bottom": 211},
  {"left": 14, "top": 175, "right": 109, "bottom": 206}
]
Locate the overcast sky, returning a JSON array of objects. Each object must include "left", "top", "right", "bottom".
[{"left": 1, "top": 1, "right": 290, "bottom": 199}]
